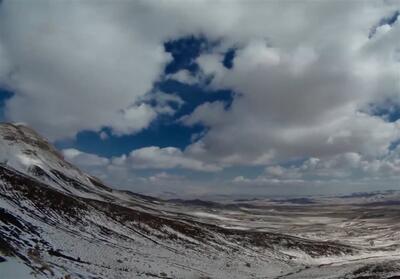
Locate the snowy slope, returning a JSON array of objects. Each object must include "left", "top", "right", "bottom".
[
  {"left": 1, "top": 123, "right": 400, "bottom": 278},
  {"left": 0, "top": 123, "right": 113, "bottom": 198}
]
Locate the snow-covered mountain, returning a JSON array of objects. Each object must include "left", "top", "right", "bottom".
[{"left": 1, "top": 123, "right": 400, "bottom": 278}]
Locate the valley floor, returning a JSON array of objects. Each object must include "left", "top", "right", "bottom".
[{"left": 2, "top": 165, "right": 400, "bottom": 279}]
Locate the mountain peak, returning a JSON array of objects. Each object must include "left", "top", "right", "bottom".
[
  {"left": 0, "top": 122, "right": 69, "bottom": 172},
  {"left": 0, "top": 122, "right": 111, "bottom": 195},
  {"left": 0, "top": 122, "right": 62, "bottom": 158}
]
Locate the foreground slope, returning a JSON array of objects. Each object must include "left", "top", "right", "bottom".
[{"left": 1, "top": 123, "right": 400, "bottom": 278}]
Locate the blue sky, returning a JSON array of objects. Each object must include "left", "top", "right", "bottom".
[
  {"left": 54, "top": 36, "right": 235, "bottom": 157},
  {"left": 0, "top": 89, "right": 12, "bottom": 121},
  {"left": 0, "top": 1, "right": 400, "bottom": 198}
]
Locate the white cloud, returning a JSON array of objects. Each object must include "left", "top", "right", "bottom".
[
  {"left": 61, "top": 147, "right": 222, "bottom": 197},
  {"left": 166, "top": 70, "right": 199, "bottom": 85},
  {"left": 233, "top": 149, "right": 400, "bottom": 188},
  {"left": 0, "top": 1, "right": 171, "bottom": 140},
  {"left": 148, "top": 92, "right": 184, "bottom": 115},
  {"left": 2, "top": 1, "right": 396, "bottom": 141},
  {"left": 99, "top": 131, "right": 109, "bottom": 140},
  {"left": 62, "top": 146, "right": 400, "bottom": 197},
  {"left": 1, "top": 0, "right": 400, "bottom": 194},
  {"left": 147, "top": 172, "right": 184, "bottom": 183},
  {"left": 63, "top": 148, "right": 109, "bottom": 167},
  {"left": 265, "top": 166, "right": 285, "bottom": 177},
  {"left": 109, "top": 104, "right": 158, "bottom": 136},
  {"left": 123, "top": 146, "right": 221, "bottom": 172},
  {"left": 184, "top": 12, "right": 400, "bottom": 166},
  {"left": 63, "top": 146, "right": 220, "bottom": 174}
]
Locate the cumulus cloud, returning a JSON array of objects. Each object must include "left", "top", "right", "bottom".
[
  {"left": 1, "top": 0, "right": 400, "bottom": 194},
  {"left": 0, "top": 1, "right": 171, "bottom": 140},
  {"left": 63, "top": 148, "right": 109, "bottom": 167},
  {"left": 233, "top": 148, "right": 400, "bottom": 189},
  {"left": 146, "top": 92, "right": 184, "bottom": 115},
  {"left": 166, "top": 70, "right": 199, "bottom": 85},
  {"left": 63, "top": 145, "right": 220, "bottom": 177},
  {"left": 63, "top": 145, "right": 400, "bottom": 197},
  {"left": 61, "top": 147, "right": 221, "bottom": 197},
  {"left": 147, "top": 172, "right": 184, "bottom": 184},
  {"left": 183, "top": 7, "right": 400, "bottom": 166},
  {"left": 1, "top": 0, "right": 396, "bottom": 140},
  {"left": 113, "top": 146, "right": 221, "bottom": 172}
]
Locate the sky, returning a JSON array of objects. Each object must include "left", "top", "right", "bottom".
[{"left": 0, "top": 0, "right": 400, "bottom": 198}]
